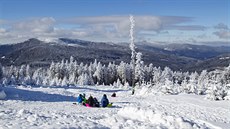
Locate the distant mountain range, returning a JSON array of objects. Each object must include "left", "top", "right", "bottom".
[{"left": 0, "top": 38, "right": 229, "bottom": 72}]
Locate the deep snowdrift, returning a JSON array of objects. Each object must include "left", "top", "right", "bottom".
[{"left": 0, "top": 85, "right": 229, "bottom": 129}]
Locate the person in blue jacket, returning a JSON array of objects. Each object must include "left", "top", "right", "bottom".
[
  {"left": 77, "top": 94, "right": 83, "bottom": 104},
  {"left": 101, "top": 94, "right": 109, "bottom": 107}
]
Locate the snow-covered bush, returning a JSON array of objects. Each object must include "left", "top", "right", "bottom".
[
  {"left": 224, "top": 84, "right": 230, "bottom": 100},
  {"left": 0, "top": 89, "right": 6, "bottom": 99},
  {"left": 161, "top": 78, "right": 175, "bottom": 95},
  {"left": 205, "top": 78, "right": 226, "bottom": 100}
]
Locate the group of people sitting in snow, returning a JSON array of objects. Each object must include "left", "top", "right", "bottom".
[{"left": 77, "top": 93, "right": 116, "bottom": 108}]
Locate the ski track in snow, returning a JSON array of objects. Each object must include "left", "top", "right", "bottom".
[{"left": 0, "top": 85, "right": 230, "bottom": 129}]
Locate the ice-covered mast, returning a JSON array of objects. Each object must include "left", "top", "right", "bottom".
[{"left": 129, "top": 15, "right": 136, "bottom": 95}]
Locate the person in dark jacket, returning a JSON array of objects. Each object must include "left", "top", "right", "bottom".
[
  {"left": 111, "top": 92, "right": 116, "bottom": 97},
  {"left": 87, "top": 95, "right": 94, "bottom": 107},
  {"left": 101, "top": 94, "right": 109, "bottom": 107},
  {"left": 93, "top": 97, "right": 100, "bottom": 107},
  {"left": 77, "top": 94, "right": 83, "bottom": 104}
]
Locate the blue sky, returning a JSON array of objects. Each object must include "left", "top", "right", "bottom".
[{"left": 0, "top": 0, "right": 229, "bottom": 45}]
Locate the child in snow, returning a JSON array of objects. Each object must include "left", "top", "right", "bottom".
[
  {"left": 87, "top": 95, "right": 94, "bottom": 107},
  {"left": 111, "top": 92, "right": 116, "bottom": 97},
  {"left": 77, "top": 94, "right": 83, "bottom": 104},
  {"left": 101, "top": 94, "right": 109, "bottom": 107},
  {"left": 82, "top": 93, "right": 87, "bottom": 104},
  {"left": 93, "top": 97, "right": 100, "bottom": 107}
]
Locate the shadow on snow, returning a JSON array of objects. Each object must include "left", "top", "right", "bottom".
[
  {"left": 41, "top": 85, "right": 130, "bottom": 93},
  {"left": 2, "top": 87, "right": 76, "bottom": 102},
  {"left": 72, "top": 86, "right": 129, "bottom": 93}
]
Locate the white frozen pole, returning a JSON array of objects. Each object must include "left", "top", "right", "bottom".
[{"left": 129, "top": 15, "right": 136, "bottom": 95}]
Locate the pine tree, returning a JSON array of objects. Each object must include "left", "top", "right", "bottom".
[
  {"left": 152, "top": 67, "right": 162, "bottom": 88},
  {"left": 69, "top": 72, "right": 76, "bottom": 86},
  {"left": 117, "top": 61, "right": 127, "bottom": 84},
  {"left": 93, "top": 62, "right": 103, "bottom": 84},
  {"left": 221, "top": 64, "right": 230, "bottom": 85},
  {"left": 187, "top": 72, "right": 198, "bottom": 94},
  {"left": 0, "top": 63, "right": 3, "bottom": 81},
  {"left": 197, "top": 70, "right": 208, "bottom": 95},
  {"left": 135, "top": 52, "right": 145, "bottom": 86},
  {"left": 77, "top": 73, "right": 92, "bottom": 85},
  {"left": 161, "top": 78, "right": 174, "bottom": 94},
  {"left": 61, "top": 76, "right": 68, "bottom": 86},
  {"left": 107, "top": 62, "right": 117, "bottom": 85},
  {"left": 205, "top": 75, "right": 226, "bottom": 100}
]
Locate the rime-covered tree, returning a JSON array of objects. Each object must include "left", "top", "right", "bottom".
[
  {"left": 32, "top": 68, "right": 43, "bottom": 86},
  {"left": 61, "top": 76, "right": 68, "bottom": 86},
  {"left": 117, "top": 61, "right": 127, "bottom": 84},
  {"left": 0, "top": 63, "right": 3, "bottom": 81},
  {"left": 107, "top": 62, "right": 117, "bottom": 85},
  {"left": 93, "top": 62, "right": 103, "bottom": 84},
  {"left": 161, "top": 67, "right": 173, "bottom": 82},
  {"left": 68, "top": 72, "right": 76, "bottom": 85},
  {"left": 161, "top": 78, "right": 175, "bottom": 94},
  {"left": 205, "top": 75, "right": 226, "bottom": 100},
  {"left": 129, "top": 15, "right": 136, "bottom": 95},
  {"left": 78, "top": 73, "right": 90, "bottom": 85},
  {"left": 22, "top": 65, "right": 32, "bottom": 85},
  {"left": 49, "top": 61, "right": 56, "bottom": 79},
  {"left": 145, "top": 63, "right": 154, "bottom": 83},
  {"left": 197, "top": 70, "right": 208, "bottom": 95},
  {"left": 187, "top": 72, "right": 199, "bottom": 94},
  {"left": 135, "top": 52, "right": 145, "bottom": 86},
  {"left": 221, "top": 64, "right": 230, "bottom": 85},
  {"left": 152, "top": 67, "right": 162, "bottom": 86}
]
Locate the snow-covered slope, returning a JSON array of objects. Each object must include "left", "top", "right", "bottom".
[{"left": 0, "top": 85, "right": 229, "bottom": 129}]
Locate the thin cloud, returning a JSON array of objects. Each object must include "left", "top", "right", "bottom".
[
  {"left": 213, "top": 30, "right": 230, "bottom": 39},
  {"left": 214, "top": 23, "right": 229, "bottom": 30},
  {"left": 165, "top": 25, "right": 206, "bottom": 31},
  {"left": 0, "top": 15, "right": 220, "bottom": 44}
]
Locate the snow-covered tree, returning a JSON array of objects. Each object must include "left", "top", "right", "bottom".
[
  {"left": 221, "top": 64, "right": 230, "bottom": 85},
  {"left": 152, "top": 67, "right": 162, "bottom": 87},
  {"left": 32, "top": 68, "right": 43, "bottom": 86},
  {"left": 0, "top": 63, "right": 3, "bottom": 80},
  {"left": 61, "top": 76, "right": 68, "bottom": 86},
  {"left": 145, "top": 63, "right": 154, "bottom": 83},
  {"left": 93, "top": 62, "right": 104, "bottom": 84},
  {"left": 161, "top": 67, "right": 173, "bottom": 82},
  {"left": 224, "top": 84, "right": 230, "bottom": 100},
  {"left": 135, "top": 52, "right": 145, "bottom": 86},
  {"left": 161, "top": 78, "right": 175, "bottom": 94},
  {"left": 69, "top": 73, "right": 76, "bottom": 85},
  {"left": 197, "top": 70, "right": 208, "bottom": 95},
  {"left": 113, "top": 78, "right": 122, "bottom": 88},
  {"left": 117, "top": 61, "right": 127, "bottom": 84},
  {"left": 187, "top": 72, "right": 199, "bottom": 94},
  {"left": 107, "top": 62, "right": 117, "bottom": 85},
  {"left": 2, "top": 77, "right": 8, "bottom": 86},
  {"left": 78, "top": 73, "right": 92, "bottom": 85},
  {"left": 205, "top": 75, "right": 226, "bottom": 100},
  {"left": 49, "top": 61, "right": 56, "bottom": 79}
]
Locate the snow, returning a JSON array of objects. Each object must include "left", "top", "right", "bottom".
[
  {"left": 0, "top": 85, "right": 230, "bottom": 129},
  {"left": 219, "top": 57, "right": 230, "bottom": 60}
]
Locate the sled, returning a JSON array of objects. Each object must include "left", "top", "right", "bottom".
[{"left": 107, "top": 103, "right": 113, "bottom": 107}]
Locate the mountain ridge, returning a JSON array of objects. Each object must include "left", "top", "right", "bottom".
[{"left": 0, "top": 38, "right": 229, "bottom": 72}]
